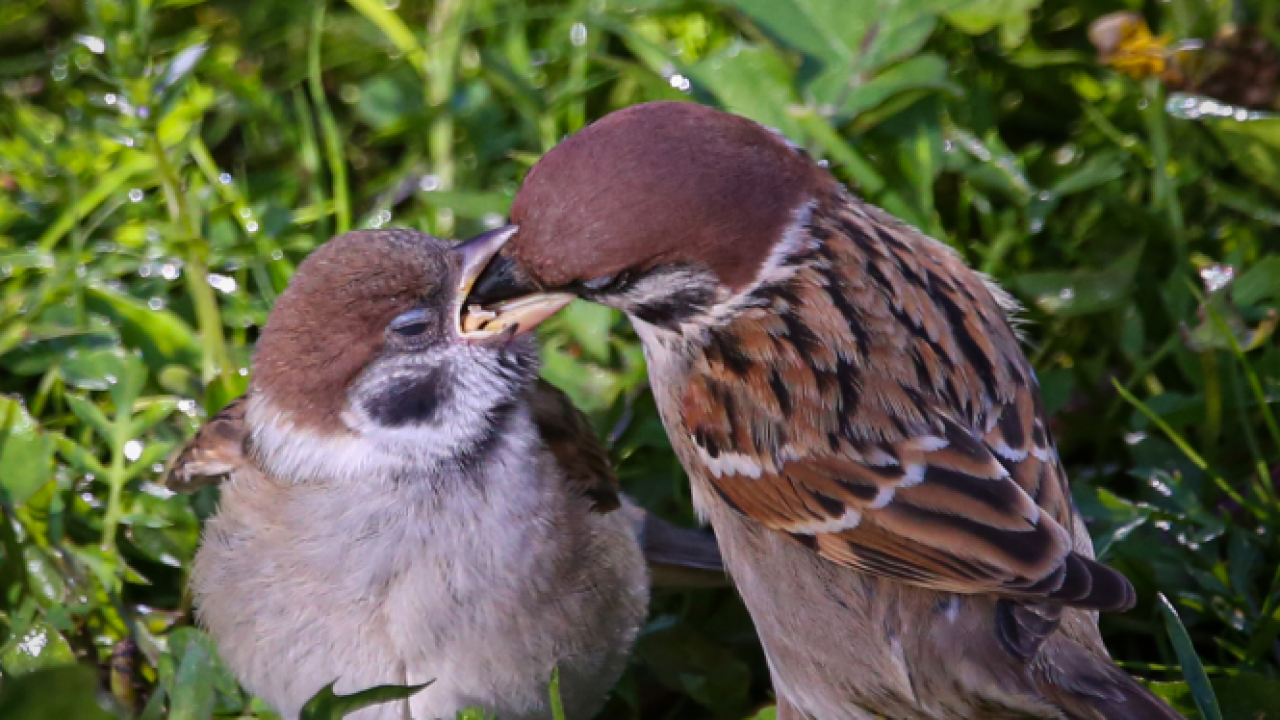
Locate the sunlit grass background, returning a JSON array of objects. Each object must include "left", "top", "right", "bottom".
[{"left": 3, "top": 0, "right": 1280, "bottom": 717}]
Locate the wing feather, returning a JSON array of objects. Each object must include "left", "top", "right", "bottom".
[
  {"left": 677, "top": 190, "right": 1133, "bottom": 612},
  {"left": 164, "top": 397, "right": 248, "bottom": 492}
]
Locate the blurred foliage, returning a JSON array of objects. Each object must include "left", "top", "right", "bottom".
[{"left": 3, "top": 0, "right": 1280, "bottom": 718}]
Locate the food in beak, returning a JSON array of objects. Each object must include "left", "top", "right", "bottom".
[
  {"left": 451, "top": 227, "right": 574, "bottom": 339},
  {"left": 459, "top": 294, "right": 575, "bottom": 337}
]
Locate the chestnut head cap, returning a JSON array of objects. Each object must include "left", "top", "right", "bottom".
[
  {"left": 251, "top": 228, "right": 550, "bottom": 435},
  {"left": 503, "top": 101, "right": 830, "bottom": 293},
  {"left": 251, "top": 230, "right": 455, "bottom": 430}
]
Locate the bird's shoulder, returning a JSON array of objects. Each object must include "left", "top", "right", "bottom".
[
  {"left": 164, "top": 396, "right": 249, "bottom": 492},
  {"left": 527, "top": 379, "right": 621, "bottom": 514}
]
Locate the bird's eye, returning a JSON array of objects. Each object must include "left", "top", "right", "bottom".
[
  {"left": 581, "top": 271, "right": 634, "bottom": 294},
  {"left": 582, "top": 275, "right": 616, "bottom": 291},
  {"left": 388, "top": 308, "right": 431, "bottom": 337}
]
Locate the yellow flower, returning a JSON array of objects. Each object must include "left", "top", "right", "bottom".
[{"left": 1088, "top": 12, "right": 1180, "bottom": 81}]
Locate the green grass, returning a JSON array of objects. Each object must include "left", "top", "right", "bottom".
[{"left": 3, "top": 0, "right": 1280, "bottom": 718}]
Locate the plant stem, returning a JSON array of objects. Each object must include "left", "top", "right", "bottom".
[
  {"left": 426, "top": 0, "right": 468, "bottom": 235},
  {"left": 149, "top": 135, "right": 229, "bottom": 381},
  {"left": 311, "top": 1, "right": 351, "bottom": 234}
]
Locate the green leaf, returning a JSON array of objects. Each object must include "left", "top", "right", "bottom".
[
  {"left": 54, "top": 435, "right": 109, "bottom": 477},
  {"left": 62, "top": 347, "right": 149, "bottom": 414},
  {"left": 1013, "top": 246, "right": 1142, "bottom": 317},
  {"left": 129, "top": 397, "right": 179, "bottom": 436},
  {"left": 84, "top": 285, "right": 200, "bottom": 370},
  {"left": 0, "top": 664, "right": 116, "bottom": 720},
  {"left": 1212, "top": 674, "right": 1280, "bottom": 719},
  {"left": 945, "top": 0, "right": 1042, "bottom": 47},
  {"left": 637, "top": 626, "right": 752, "bottom": 714},
  {"left": 1158, "top": 593, "right": 1223, "bottom": 720},
  {"left": 1145, "top": 681, "right": 1199, "bottom": 717},
  {"left": 355, "top": 75, "right": 424, "bottom": 131},
  {"left": 0, "top": 619, "right": 78, "bottom": 674},
  {"left": 166, "top": 628, "right": 242, "bottom": 704},
  {"left": 299, "top": 680, "right": 431, "bottom": 720},
  {"left": 687, "top": 42, "right": 803, "bottom": 140},
  {"left": 0, "top": 328, "right": 117, "bottom": 377},
  {"left": 831, "top": 54, "right": 958, "bottom": 123},
  {"left": 1179, "top": 102, "right": 1280, "bottom": 198},
  {"left": 1148, "top": 675, "right": 1280, "bottom": 720},
  {"left": 1235, "top": 257, "right": 1280, "bottom": 306},
  {"left": 65, "top": 395, "right": 115, "bottom": 440},
  {"left": 1050, "top": 151, "right": 1127, "bottom": 197},
  {"left": 722, "top": 0, "right": 957, "bottom": 107},
  {"left": 168, "top": 636, "right": 216, "bottom": 720},
  {"left": 721, "top": 0, "right": 849, "bottom": 67},
  {"left": 0, "top": 397, "right": 55, "bottom": 505}
]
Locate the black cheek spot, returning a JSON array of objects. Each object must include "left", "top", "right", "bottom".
[
  {"left": 630, "top": 284, "right": 715, "bottom": 329},
  {"left": 366, "top": 369, "right": 449, "bottom": 427}
]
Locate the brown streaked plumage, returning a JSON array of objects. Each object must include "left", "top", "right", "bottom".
[
  {"left": 165, "top": 396, "right": 247, "bottom": 492},
  {"left": 466, "top": 101, "right": 1182, "bottom": 720}
]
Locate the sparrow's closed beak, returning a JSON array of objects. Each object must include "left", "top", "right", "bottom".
[{"left": 452, "top": 226, "right": 574, "bottom": 340}]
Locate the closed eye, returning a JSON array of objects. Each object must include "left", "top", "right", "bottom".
[
  {"left": 580, "top": 270, "right": 635, "bottom": 295},
  {"left": 388, "top": 307, "right": 432, "bottom": 337}
]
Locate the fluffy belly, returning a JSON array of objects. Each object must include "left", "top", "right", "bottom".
[{"left": 191, "top": 488, "right": 647, "bottom": 720}]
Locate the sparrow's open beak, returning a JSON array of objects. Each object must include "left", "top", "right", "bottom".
[{"left": 452, "top": 226, "right": 574, "bottom": 341}]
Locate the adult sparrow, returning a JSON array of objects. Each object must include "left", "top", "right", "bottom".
[
  {"left": 463, "top": 102, "right": 1183, "bottom": 719},
  {"left": 166, "top": 228, "right": 723, "bottom": 720}
]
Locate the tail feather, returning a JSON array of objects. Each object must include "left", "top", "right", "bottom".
[
  {"left": 1036, "top": 643, "right": 1186, "bottom": 720},
  {"left": 1044, "top": 552, "right": 1136, "bottom": 612},
  {"left": 639, "top": 511, "right": 728, "bottom": 588}
]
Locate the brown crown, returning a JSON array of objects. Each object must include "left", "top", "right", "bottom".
[
  {"left": 250, "top": 230, "right": 452, "bottom": 432},
  {"left": 508, "top": 102, "right": 831, "bottom": 292}
]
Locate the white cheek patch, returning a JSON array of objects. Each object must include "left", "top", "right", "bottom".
[
  {"left": 246, "top": 400, "right": 394, "bottom": 487},
  {"left": 246, "top": 376, "right": 528, "bottom": 487}
]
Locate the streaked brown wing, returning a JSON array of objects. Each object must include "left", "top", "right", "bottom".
[
  {"left": 164, "top": 397, "right": 248, "bottom": 492},
  {"left": 528, "top": 379, "right": 621, "bottom": 513},
  {"left": 678, "top": 191, "right": 1130, "bottom": 612}
]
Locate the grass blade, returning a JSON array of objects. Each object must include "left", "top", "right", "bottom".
[
  {"left": 309, "top": 0, "right": 351, "bottom": 234},
  {"left": 1158, "top": 593, "right": 1223, "bottom": 720}
]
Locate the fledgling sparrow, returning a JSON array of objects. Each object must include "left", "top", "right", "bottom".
[
  {"left": 166, "top": 228, "right": 724, "bottom": 720},
  {"left": 464, "top": 102, "right": 1183, "bottom": 719}
]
